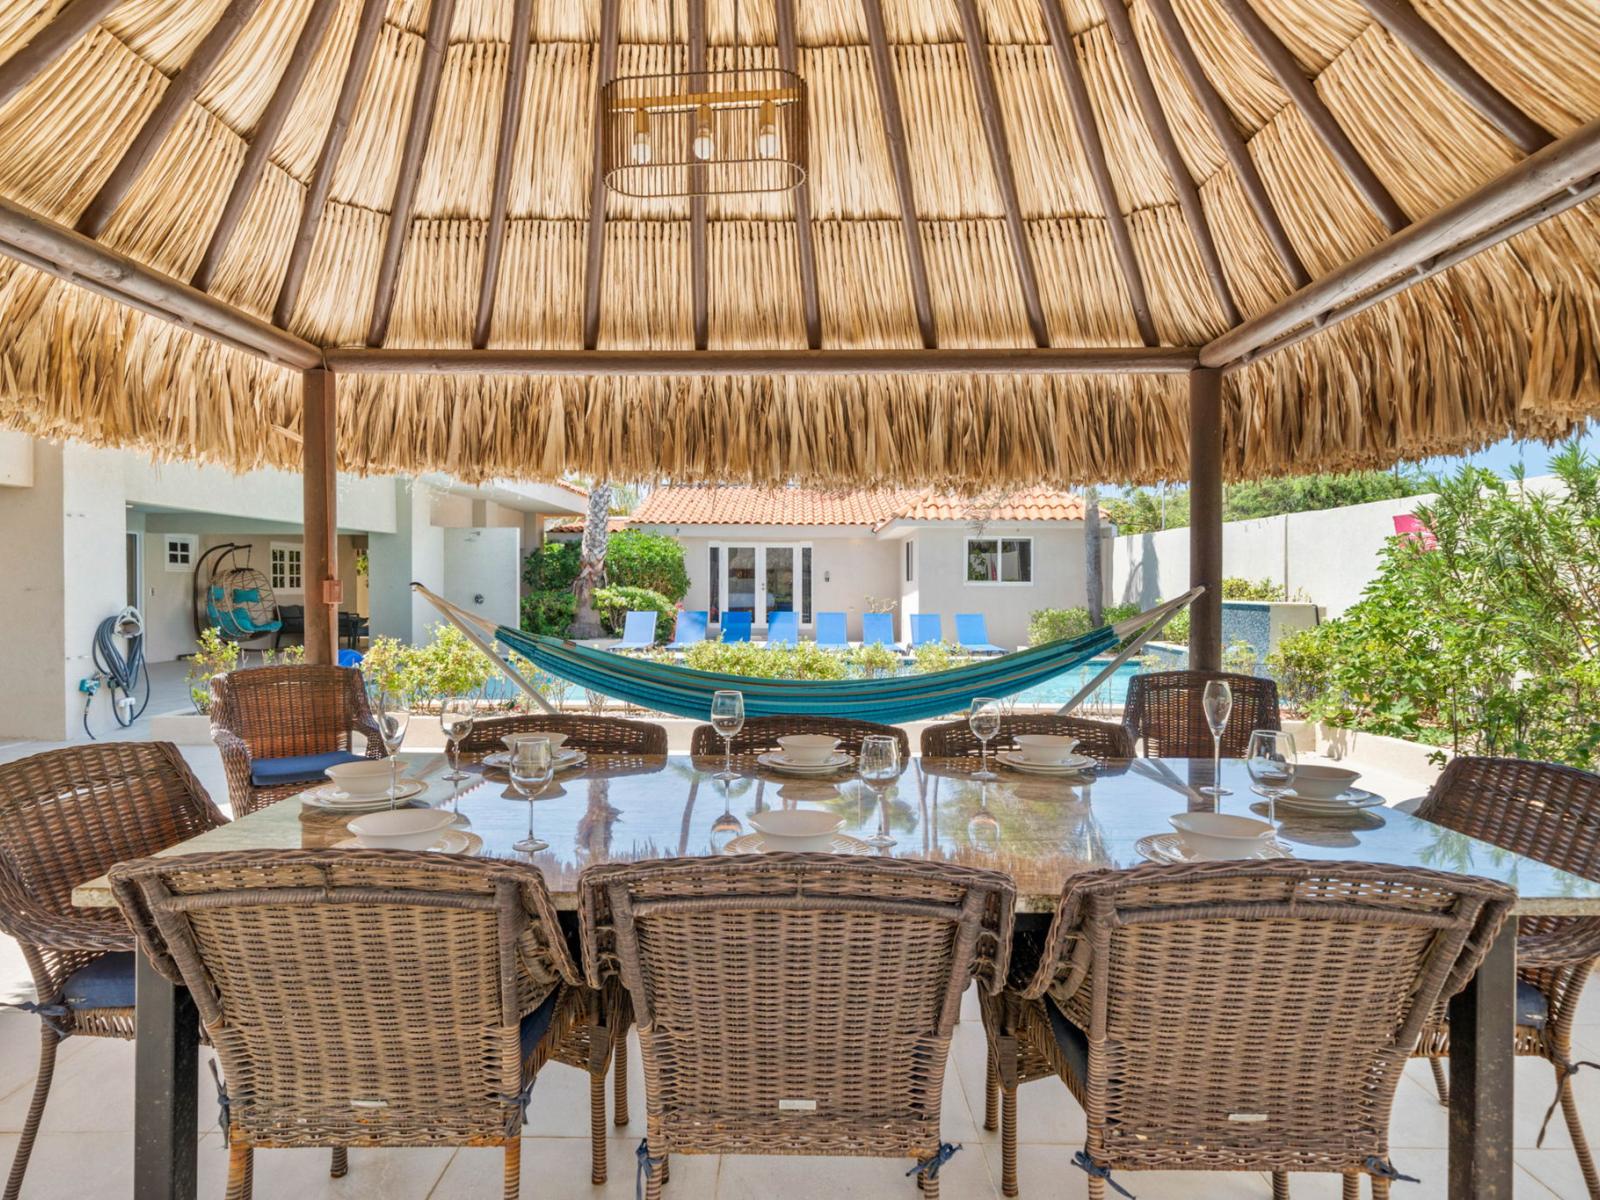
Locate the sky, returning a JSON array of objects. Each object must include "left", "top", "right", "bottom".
[{"left": 1417, "top": 421, "right": 1597, "bottom": 480}]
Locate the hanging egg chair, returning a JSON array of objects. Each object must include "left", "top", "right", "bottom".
[{"left": 194, "top": 544, "right": 283, "bottom": 643}]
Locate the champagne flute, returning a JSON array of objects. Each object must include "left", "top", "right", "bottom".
[
  {"left": 1246, "top": 729, "right": 1298, "bottom": 827},
  {"left": 968, "top": 697, "right": 1001, "bottom": 782},
  {"left": 859, "top": 734, "right": 900, "bottom": 848},
  {"left": 1199, "top": 680, "right": 1233, "bottom": 797},
  {"left": 439, "top": 697, "right": 476, "bottom": 783},
  {"left": 508, "top": 737, "right": 553, "bottom": 853},
  {"left": 370, "top": 690, "right": 411, "bottom": 808},
  {"left": 710, "top": 690, "right": 745, "bottom": 782}
]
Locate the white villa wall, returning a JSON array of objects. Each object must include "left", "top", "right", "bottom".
[
  {"left": 1111, "top": 494, "right": 1428, "bottom": 617},
  {"left": 369, "top": 480, "right": 447, "bottom": 644},
  {"left": 0, "top": 430, "right": 33, "bottom": 487},
  {"left": 907, "top": 525, "right": 1093, "bottom": 649},
  {"left": 124, "top": 457, "right": 396, "bottom": 534},
  {"left": 443, "top": 527, "right": 523, "bottom": 631}
]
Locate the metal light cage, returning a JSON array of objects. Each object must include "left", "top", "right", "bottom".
[{"left": 601, "top": 67, "right": 807, "bottom": 199}]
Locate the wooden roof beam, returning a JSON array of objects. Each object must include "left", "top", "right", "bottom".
[
  {"left": 1202, "top": 114, "right": 1600, "bottom": 366},
  {"left": 1142, "top": 0, "right": 1309, "bottom": 289},
  {"left": 1099, "top": 0, "right": 1241, "bottom": 325},
  {"left": 957, "top": 0, "right": 1050, "bottom": 347},
  {"left": 366, "top": 0, "right": 457, "bottom": 347},
  {"left": 862, "top": 0, "right": 937, "bottom": 348},
  {"left": 1356, "top": 0, "right": 1552, "bottom": 155},
  {"left": 1218, "top": 0, "right": 1408, "bottom": 232},
  {"left": 472, "top": 0, "right": 532, "bottom": 349},
  {"left": 0, "top": 0, "right": 122, "bottom": 109},
  {"left": 774, "top": 0, "right": 821, "bottom": 348},
  {"left": 0, "top": 197, "right": 321, "bottom": 367},
  {"left": 1040, "top": 0, "right": 1156, "bottom": 346},
  {"left": 324, "top": 346, "right": 1199, "bottom": 375},
  {"left": 688, "top": 0, "right": 708, "bottom": 350},
  {"left": 77, "top": 0, "right": 263, "bottom": 238},
  {"left": 273, "top": 0, "right": 388, "bottom": 330},
  {"left": 581, "top": 0, "right": 620, "bottom": 350},
  {"left": 191, "top": 0, "right": 339, "bottom": 292}
]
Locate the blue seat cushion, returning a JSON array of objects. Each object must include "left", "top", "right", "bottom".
[
  {"left": 1043, "top": 996, "right": 1089, "bottom": 1083},
  {"left": 519, "top": 988, "right": 563, "bottom": 1061},
  {"left": 1517, "top": 979, "right": 1549, "bottom": 1030},
  {"left": 62, "top": 952, "right": 135, "bottom": 1010},
  {"left": 249, "top": 750, "right": 365, "bottom": 788}
]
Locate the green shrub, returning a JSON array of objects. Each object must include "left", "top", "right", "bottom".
[
  {"left": 592, "top": 585, "right": 675, "bottom": 642},
  {"left": 1164, "top": 608, "right": 1190, "bottom": 644},
  {"left": 1221, "top": 577, "right": 1288, "bottom": 601},
  {"left": 521, "top": 588, "right": 575, "bottom": 637},
  {"left": 1221, "top": 638, "right": 1260, "bottom": 675},
  {"left": 845, "top": 641, "right": 902, "bottom": 677},
  {"left": 186, "top": 626, "right": 240, "bottom": 713},
  {"left": 911, "top": 640, "right": 972, "bottom": 675},
  {"left": 603, "top": 530, "right": 690, "bottom": 601},
  {"left": 406, "top": 624, "right": 494, "bottom": 704},
  {"left": 359, "top": 635, "right": 416, "bottom": 698},
  {"left": 681, "top": 640, "right": 847, "bottom": 680},
  {"left": 522, "top": 540, "right": 581, "bottom": 592},
  {"left": 1028, "top": 607, "right": 1091, "bottom": 644}
]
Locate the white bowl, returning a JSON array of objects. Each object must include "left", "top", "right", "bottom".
[
  {"left": 1168, "top": 812, "right": 1275, "bottom": 860},
  {"left": 1012, "top": 734, "right": 1080, "bottom": 765},
  {"left": 775, "top": 735, "right": 841, "bottom": 766},
  {"left": 346, "top": 808, "right": 458, "bottom": 850},
  {"left": 748, "top": 809, "right": 845, "bottom": 851},
  {"left": 502, "top": 732, "right": 569, "bottom": 754},
  {"left": 1287, "top": 764, "right": 1362, "bottom": 800},
  {"left": 325, "top": 760, "right": 396, "bottom": 798}
]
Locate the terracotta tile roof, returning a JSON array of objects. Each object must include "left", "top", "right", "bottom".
[
  {"left": 626, "top": 485, "right": 1082, "bottom": 528},
  {"left": 545, "top": 516, "right": 630, "bottom": 534}
]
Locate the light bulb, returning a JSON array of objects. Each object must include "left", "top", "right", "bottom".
[
  {"left": 756, "top": 99, "right": 779, "bottom": 159},
  {"left": 692, "top": 105, "right": 715, "bottom": 161},
  {"left": 629, "top": 108, "right": 651, "bottom": 164}
]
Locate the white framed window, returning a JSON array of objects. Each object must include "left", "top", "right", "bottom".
[
  {"left": 163, "top": 534, "right": 196, "bottom": 572},
  {"left": 965, "top": 536, "right": 1033, "bottom": 585},
  {"left": 270, "top": 542, "right": 304, "bottom": 592}
]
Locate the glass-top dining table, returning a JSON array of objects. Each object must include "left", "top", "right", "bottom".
[{"left": 75, "top": 751, "right": 1600, "bottom": 1200}]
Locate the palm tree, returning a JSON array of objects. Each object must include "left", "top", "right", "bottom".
[
  {"left": 1084, "top": 484, "right": 1104, "bottom": 627},
  {"left": 567, "top": 482, "right": 613, "bottom": 639}
]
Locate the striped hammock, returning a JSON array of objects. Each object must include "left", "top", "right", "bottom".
[{"left": 490, "top": 622, "right": 1122, "bottom": 724}]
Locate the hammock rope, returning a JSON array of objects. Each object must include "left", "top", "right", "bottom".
[{"left": 413, "top": 585, "right": 1196, "bottom": 724}]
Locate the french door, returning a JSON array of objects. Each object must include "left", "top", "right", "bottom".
[{"left": 713, "top": 543, "right": 811, "bottom": 627}]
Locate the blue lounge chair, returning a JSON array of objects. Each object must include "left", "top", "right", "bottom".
[
  {"left": 766, "top": 611, "right": 798, "bottom": 647},
  {"left": 666, "top": 610, "right": 709, "bottom": 650},
  {"left": 910, "top": 613, "right": 943, "bottom": 648},
  {"left": 720, "top": 611, "right": 753, "bottom": 643},
  {"left": 815, "top": 611, "right": 849, "bottom": 649},
  {"left": 861, "top": 612, "right": 899, "bottom": 649},
  {"left": 612, "top": 610, "right": 659, "bottom": 651},
  {"left": 956, "top": 613, "right": 1008, "bottom": 655}
]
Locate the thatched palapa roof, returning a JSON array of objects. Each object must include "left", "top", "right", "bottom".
[{"left": 0, "top": 0, "right": 1596, "bottom": 487}]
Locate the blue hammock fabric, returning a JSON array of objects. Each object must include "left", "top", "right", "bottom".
[{"left": 491, "top": 622, "right": 1121, "bottom": 723}]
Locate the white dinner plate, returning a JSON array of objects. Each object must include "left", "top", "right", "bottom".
[
  {"left": 1256, "top": 786, "right": 1385, "bottom": 814},
  {"left": 720, "top": 831, "right": 872, "bottom": 855},
  {"left": 1135, "top": 832, "right": 1291, "bottom": 865},
  {"left": 301, "top": 779, "right": 427, "bottom": 809},
  {"left": 481, "top": 749, "right": 587, "bottom": 771},
  {"left": 996, "top": 751, "right": 1096, "bottom": 775},
  {"left": 335, "top": 830, "right": 483, "bottom": 854},
  {"left": 756, "top": 751, "right": 853, "bottom": 776}
]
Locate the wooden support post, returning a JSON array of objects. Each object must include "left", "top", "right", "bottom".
[
  {"left": 1188, "top": 368, "right": 1223, "bottom": 671},
  {"left": 302, "top": 369, "right": 339, "bottom": 665}
]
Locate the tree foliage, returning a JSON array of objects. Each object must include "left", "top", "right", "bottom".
[
  {"left": 1267, "top": 445, "right": 1600, "bottom": 768},
  {"left": 603, "top": 530, "right": 690, "bottom": 601},
  {"left": 1104, "top": 471, "right": 1425, "bottom": 534},
  {"left": 592, "top": 585, "right": 676, "bottom": 641}
]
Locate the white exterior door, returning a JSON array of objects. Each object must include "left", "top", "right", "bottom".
[{"left": 713, "top": 542, "right": 811, "bottom": 628}]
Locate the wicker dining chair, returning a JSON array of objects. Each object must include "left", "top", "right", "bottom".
[
  {"left": 981, "top": 860, "right": 1513, "bottom": 1199},
  {"left": 1121, "top": 669, "right": 1280, "bottom": 758},
  {"left": 688, "top": 714, "right": 911, "bottom": 760},
  {"left": 0, "top": 742, "right": 229, "bottom": 1200},
  {"left": 580, "top": 854, "right": 1014, "bottom": 1197},
  {"left": 460, "top": 712, "right": 668, "bottom": 757},
  {"left": 920, "top": 714, "right": 1135, "bottom": 761},
  {"left": 1412, "top": 757, "right": 1600, "bottom": 1197},
  {"left": 109, "top": 849, "right": 585, "bottom": 1200},
  {"left": 210, "top": 665, "right": 383, "bottom": 817}
]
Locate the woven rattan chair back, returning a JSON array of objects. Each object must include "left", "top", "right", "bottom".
[
  {"left": 109, "top": 850, "right": 579, "bottom": 1150},
  {"left": 688, "top": 715, "right": 910, "bottom": 759},
  {"left": 919, "top": 715, "right": 1134, "bottom": 761},
  {"left": 1022, "top": 860, "right": 1512, "bottom": 1177},
  {"left": 1121, "top": 670, "right": 1280, "bottom": 758},
  {"left": 460, "top": 713, "right": 667, "bottom": 756},
  {"left": 210, "top": 665, "right": 375, "bottom": 760},
  {"left": 580, "top": 855, "right": 1012, "bottom": 1193}
]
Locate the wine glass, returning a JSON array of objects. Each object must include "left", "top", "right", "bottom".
[
  {"left": 1199, "top": 680, "right": 1233, "bottom": 797},
  {"left": 1246, "top": 729, "right": 1298, "bottom": 826},
  {"left": 859, "top": 734, "right": 900, "bottom": 848},
  {"left": 508, "top": 737, "right": 554, "bottom": 853},
  {"left": 439, "top": 697, "right": 476, "bottom": 783},
  {"left": 968, "top": 697, "right": 1001, "bottom": 782},
  {"left": 710, "top": 690, "right": 745, "bottom": 781},
  {"left": 370, "top": 691, "right": 411, "bottom": 808}
]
